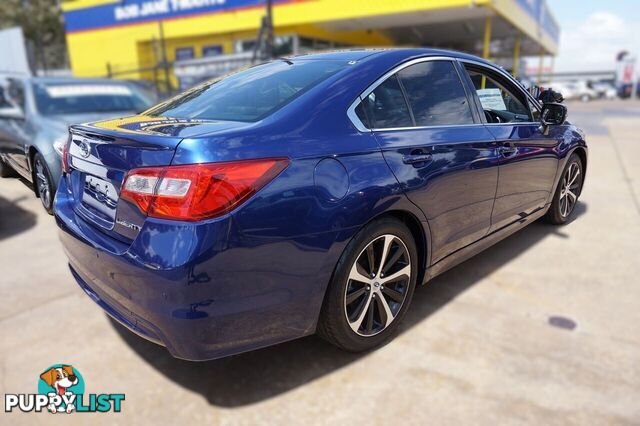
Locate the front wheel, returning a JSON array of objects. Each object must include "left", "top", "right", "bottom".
[
  {"left": 33, "top": 152, "right": 56, "bottom": 215},
  {"left": 545, "top": 153, "right": 584, "bottom": 224},
  {"left": 317, "top": 217, "right": 418, "bottom": 352}
]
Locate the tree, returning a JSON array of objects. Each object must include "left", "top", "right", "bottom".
[{"left": 0, "top": 0, "right": 67, "bottom": 72}]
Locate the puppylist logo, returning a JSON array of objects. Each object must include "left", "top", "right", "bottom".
[{"left": 4, "top": 364, "right": 125, "bottom": 414}]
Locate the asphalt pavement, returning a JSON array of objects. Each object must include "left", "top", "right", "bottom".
[{"left": 1, "top": 99, "right": 639, "bottom": 425}]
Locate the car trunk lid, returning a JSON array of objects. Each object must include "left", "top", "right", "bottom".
[{"left": 66, "top": 115, "right": 249, "bottom": 242}]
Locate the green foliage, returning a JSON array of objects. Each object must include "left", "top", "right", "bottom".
[{"left": 0, "top": 0, "right": 67, "bottom": 70}]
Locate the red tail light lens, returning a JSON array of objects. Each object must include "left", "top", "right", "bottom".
[
  {"left": 61, "top": 136, "right": 71, "bottom": 174},
  {"left": 120, "top": 158, "right": 289, "bottom": 221}
]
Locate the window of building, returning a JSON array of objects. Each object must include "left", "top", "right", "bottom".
[
  {"left": 175, "top": 47, "right": 194, "bottom": 61},
  {"left": 202, "top": 45, "right": 223, "bottom": 57}
]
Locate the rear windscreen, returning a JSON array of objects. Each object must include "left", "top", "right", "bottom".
[{"left": 145, "top": 60, "right": 348, "bottom": 122}]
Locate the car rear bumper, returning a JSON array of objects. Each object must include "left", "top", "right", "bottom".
[
  {"left": 68, "top": 263, "right": 166, "bottom": 347},
  {"left": 54, "top": 177, "right": 338, "bottom": 361}
]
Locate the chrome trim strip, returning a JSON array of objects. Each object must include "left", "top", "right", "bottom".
[
  {"left": 347, "top": 96, "right": 369, "bottom": 133},
  {"left": 346, "top": 56, "right": 462, "bottom": 132},
  {"left": 346, "top": 55, "right": 544, "bottom": 133},
  {"left": 371, "top": 123, "right": 485, "bottom": 132},
  {"left": 360, "top": 56, "right": 453, "bottom": 101},
  {"left": 69, "top": 157, "right": 110, "bottom": 179},
  {"left": 483, "top": 122, "right": 541, "bottom": 126}
]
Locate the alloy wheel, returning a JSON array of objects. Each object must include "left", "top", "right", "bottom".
[
  {"left": 344, "top": 234, "right": 411, "bottom": 337},
  {"left": 35, "top": 158, "right": 51, "bottom": 209},
  {"left": 559, "top": 161, "right": 581, "bottom": 218}
]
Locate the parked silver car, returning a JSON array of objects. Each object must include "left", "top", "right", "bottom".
[{"left": 0, "top": 77, "right": 154, "bottom": 213}]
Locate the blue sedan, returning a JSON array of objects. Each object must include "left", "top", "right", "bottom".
[{"left": 54, "top": 49, "right": 587, "bottom": 360}]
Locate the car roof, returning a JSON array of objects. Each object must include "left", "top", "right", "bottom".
[
  {"left": 291, "top": 48, "right": 494, "bottom": 66},
  {"left": 290, "top": 49, "right": 387, "bottom": 61}
]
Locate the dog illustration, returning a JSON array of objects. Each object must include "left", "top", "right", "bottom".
[{"left": 39, "top": 365, "right": 78, "bottom": 413}]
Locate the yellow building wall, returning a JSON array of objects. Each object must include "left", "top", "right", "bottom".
[
  {"left": 63, "top": 0, "right": 476, "bottom": 79},
  {"left": 62, "top": 0, "right": 557, "bottom": 81},
  {"left": 66, "top": 23, "right": 157, "bottom": 78}
]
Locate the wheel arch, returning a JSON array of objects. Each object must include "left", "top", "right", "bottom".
[
  {"left": 573, "top": 146, "right": 588, "bottom": 177},
  {"left": 315, "top": 207, "right": 431, "bottom": 343},
  {"left": 333, "top": 209, "right": 430, "bottom": 290},
  {"left": 547, "top": 144, "right": 588, "bottom": 206},
  {"left": 378, "top": 210, "right": 429, "bottom": 287},
  {"left": 28, "top": 146, "right": 40, "bottom": 195},
  {"left": 317, "top": 207, "right": 431, "bottom": 318}
]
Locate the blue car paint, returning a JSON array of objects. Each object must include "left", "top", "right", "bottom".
[
  {"left": 373, "top": 124, "right": 500, "bottom": 263},
  {"left": 54, "top": 49, "right": 587, "bottom": 360}
]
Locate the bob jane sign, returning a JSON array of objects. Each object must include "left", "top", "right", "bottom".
[
  {"left": 63, "top": 0, "right": 292, "bottom": 33},
  {"left": 114, "top": 0, "right": 227, "bottom": 22}
]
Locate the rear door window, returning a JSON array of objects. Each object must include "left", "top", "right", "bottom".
[
  {"left": 360, "top": 75, "right": 413, "bottom": 129},
  {"left": 397, "top": 61, "right": 474, "bottom": 126}
]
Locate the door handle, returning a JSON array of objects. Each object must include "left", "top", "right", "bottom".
[
  {"left": 498, "top": 143, "right": 518, "bottom": 157},
  {"left": 402, "top": 153, "right": 433, "bottom": 165}
]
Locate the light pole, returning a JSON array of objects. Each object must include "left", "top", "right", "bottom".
[{"left": 264, "top": 0, "right": 274, "bottom": 60}]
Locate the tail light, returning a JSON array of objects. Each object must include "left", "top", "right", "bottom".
[
  {"left": 60, "top": 135, "right": 71, "bottom": 174},
  {"left": 120, "top": 158, "right": 289, "bottom": 221}
]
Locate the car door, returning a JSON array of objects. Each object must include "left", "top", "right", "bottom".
[
  {"left": 0, "top": 78, "right": 30, "bottom": 176},
  {"left": 354, "top": 58, "right": 500, "bottom": 263},
  {"left": 459, "top": 62, "right": 560, "bottom": 232}
]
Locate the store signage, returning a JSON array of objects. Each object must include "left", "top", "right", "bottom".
[
  {"left": 114, "top": 0, "right": 224, "bottom": 22},
  {"left": 63, "top": 0, "right": 290, "bottom": 33}
]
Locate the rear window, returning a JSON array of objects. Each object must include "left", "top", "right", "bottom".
[{"left": 146, "top": 60, "right": 348, "bottom": 122}]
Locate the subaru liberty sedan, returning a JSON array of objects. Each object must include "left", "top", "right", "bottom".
[
  {"left": 54, "top": 49, "right": 587, "bottom": 360},
  {"left": 0, "top": 77, "right": 153, "bottom": 213}
]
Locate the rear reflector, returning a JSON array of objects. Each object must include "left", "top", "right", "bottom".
[{"left": 120, "top": 158, "right": 289, "bottom": 221}]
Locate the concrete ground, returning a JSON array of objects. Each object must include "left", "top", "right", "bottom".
[{"left": 1, "top": 100, "right": 639, "bottom": 425}]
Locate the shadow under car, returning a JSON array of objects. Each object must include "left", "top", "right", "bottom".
[{"left": 108, "top": 202, "right": 587, "bottom": 407}]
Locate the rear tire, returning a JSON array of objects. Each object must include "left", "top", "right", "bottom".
[
  {"left": 317, "top": 217, "right": 418, "bottom": 352},
  {"left": 544, "top": 153, "right": 584, "bottom": 225},
  {"left": 33, "top": 152, "right": 56, "bottom": 215}
]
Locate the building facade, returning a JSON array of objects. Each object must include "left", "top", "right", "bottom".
[{"left": 61, "top": 0, "right": 559, "bottom": 89}]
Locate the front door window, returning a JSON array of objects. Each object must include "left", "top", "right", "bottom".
[{"left": 465, "top": 68, "right": 533, "bottom": 123}]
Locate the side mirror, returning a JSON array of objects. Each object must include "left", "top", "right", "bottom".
[
  {"left": 0, "top": 106, "right": 25, "bottom": 120},
  {"left": 541, "top": 102, "right": 567, "bottom": 126},
  {"left": 539, "top": 102, "right": 567, "bottom": 136}
]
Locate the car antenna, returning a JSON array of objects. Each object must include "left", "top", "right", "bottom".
[{"left": 279, "top": 57, "right": 294, "bottom": 65}]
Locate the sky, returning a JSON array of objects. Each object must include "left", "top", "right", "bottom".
[{"left": 546, "top": 0, "right": 640, "bottom": 72}]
